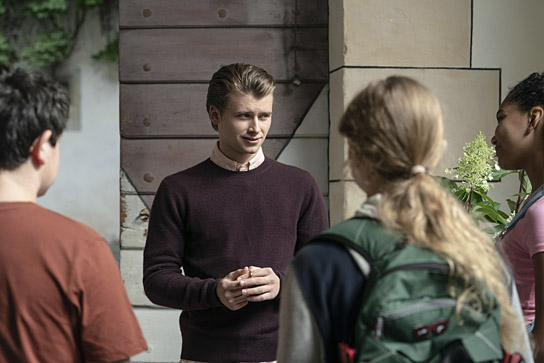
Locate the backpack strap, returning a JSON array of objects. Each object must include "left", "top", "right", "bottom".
[
  {"left": 504, "top": 184, "right": 544, "bottom": 232},
  {"left": 313, "top": 218, "right": 404, "bottom": 362},
  {"left": 312, "top": 217, "right": 403, "bottom": 267}
]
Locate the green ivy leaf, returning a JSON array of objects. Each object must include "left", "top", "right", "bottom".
[
  {"left": 85, "top": 0, "right": 105, "bottom": 6},
  {"left": 92, "top": 35, "right": 118, "bottom": 62},
  {"left": 0, "top": 33, "right": 12, "bottom": 66},
  {"left": 21, "top": 29, "right": 69, "bottom": 67},
  {"left": 26, "top": 0, "right": 68, "bottom": 19}
]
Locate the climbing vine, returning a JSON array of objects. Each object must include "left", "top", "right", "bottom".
[{"left": 0, "top": 0, "right": 118, "bottom": 70}]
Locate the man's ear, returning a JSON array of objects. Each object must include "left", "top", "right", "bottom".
[
  {"left": 529, "top": 106, "right": 544, "bottom": 131},
  {"left": 30, "top": 130, "right": 53, "bottom": 167},
  {"left": 209, "top": 105, "right": 221, "bottom": 127}
]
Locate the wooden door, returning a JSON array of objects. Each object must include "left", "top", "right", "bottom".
[{"left": 119, "top": 0, "right": 329, "bottom": 306}]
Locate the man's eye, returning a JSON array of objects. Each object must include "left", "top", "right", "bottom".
[{"left": 259, "top": 114, "right": 271, "bottom": 120}]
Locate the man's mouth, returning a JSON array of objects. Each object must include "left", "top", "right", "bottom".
[{"left": 243, "top": 136, "right": 261, "bottom": 144}]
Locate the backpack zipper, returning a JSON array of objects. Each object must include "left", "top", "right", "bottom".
[
  {"left": 374, "top": 263, "right": 452, "bottom": 337},
  {"left": 380, "top": 262, "right": 449, "bottom": 278},
  {"left": 375, "top": 298, "right": 457, "bottom": 338}
]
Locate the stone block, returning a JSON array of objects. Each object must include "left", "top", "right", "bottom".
[
  {"left": 329, "top": 67, "right": 500, "bottom": 181},
  {"left": 278, "top": 138, "right": 329, "bottom": 194},
  {"left": 132, "top": 308, "right": 182, "bottom": 362},
  {"left": 329, "top": 180, "right": 366, "bottom": 227},
  {"left": 120, "top": 250, "right": 153, "bottom": 306},
  {"left": 330, "top": 0, "right": 471, "bottom": 69},
  {"left": 121, "top": 193, "right": 149, "bottom": 249}
]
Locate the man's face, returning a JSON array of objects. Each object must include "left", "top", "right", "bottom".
[{"left": 210, "top": 92, "right": 273, "bottom": 164}]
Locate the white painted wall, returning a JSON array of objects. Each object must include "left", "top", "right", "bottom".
[
  {"left": 473, "top": 0, "right": 544, "bottom": 98},
  {"left": 37, "top": 11, "right": 121, "bottom": 259},
  {"left": 472, "top": 0, "right": 544, "bottom": 210}
]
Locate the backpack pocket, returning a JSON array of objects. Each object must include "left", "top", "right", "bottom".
[{"left": 357, "top": 298, "right": 502, "bottom": 362}]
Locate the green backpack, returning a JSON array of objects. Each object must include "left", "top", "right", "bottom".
[{"left": 314, "top": 217, "right": 523, "bottom": 363}]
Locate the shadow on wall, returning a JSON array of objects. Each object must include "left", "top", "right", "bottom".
[{"left": 109, "top": 240, "right": 120, "bottom": 267}]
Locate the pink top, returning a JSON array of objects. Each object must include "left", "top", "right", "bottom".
[{"left": 500, "top": 196, "right": 544, "bottom": 324}]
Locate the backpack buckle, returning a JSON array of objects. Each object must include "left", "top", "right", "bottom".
[
  {"left": 502, "top": 351, "right": 524, "bottom": 363},
  {"left": 338, "top": 342, "right": 356, "bottom": 363},
  {"left": 413, "top": 320, "right": 448, "bottom": 340}
]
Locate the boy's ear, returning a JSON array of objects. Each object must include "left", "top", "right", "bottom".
[
  {"left": 209, "top": 105, "right": 221, "bottom": 126},
  {"left": 30, "top": 130, "right": 53, "bottom": 167}
]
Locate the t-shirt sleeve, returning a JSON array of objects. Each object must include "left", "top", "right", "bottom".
[
  {"left": 524, "top": 201, "right": 544, "bottom": 257},
  {"left": 75, "top": 235, "right": 148, "bottom": 362}
]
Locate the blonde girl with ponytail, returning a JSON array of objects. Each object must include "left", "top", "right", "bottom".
[{"left": 277, "top": 76, "right": 530, "bottom": 363}]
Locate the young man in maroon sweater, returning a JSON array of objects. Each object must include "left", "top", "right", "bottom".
[{"left": 143, "top": 63, "right": 328, "bottom": 362}]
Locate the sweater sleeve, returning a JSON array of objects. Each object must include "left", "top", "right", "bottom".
[
  {"left": 275, "top": 173, "right": 328, "bottom": 282},
  {"left": 295, "top": 174, "right": 328, "bottom": 251},
  {"left": 143, "top": 179, "right": 222, "bottom": 310}
]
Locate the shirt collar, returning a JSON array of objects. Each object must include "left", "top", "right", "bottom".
[
  {"left": 210, "top": 142, "right": 265, "bottom": 172},
  {"left": 354, "top": 193, "right": 381, "bottom": 218}
]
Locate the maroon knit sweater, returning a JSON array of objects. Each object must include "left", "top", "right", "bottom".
[{"left": 143, "top": 157, "right": 328, "bottom": 362}]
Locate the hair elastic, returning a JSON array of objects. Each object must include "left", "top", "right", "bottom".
[{"left": 411, "top": 165, "right": 426, "bottom": 175}]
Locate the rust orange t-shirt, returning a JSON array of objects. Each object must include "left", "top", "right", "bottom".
[{"left": 0, "top": 202, "right": 147, "bottom": 362}]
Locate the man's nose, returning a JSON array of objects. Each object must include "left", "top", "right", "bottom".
[{"left": 249, "top": 117, "right": 261, "bottom": 133}]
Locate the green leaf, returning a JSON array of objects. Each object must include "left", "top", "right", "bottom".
[
  {"left": 26, "top": 0, "right": 68, "bottom": 19},
  {"left": 0, "top": 33, "right": 13, "bottom": 66},
  {"left": 473, "top": 190, "right": 501, "bottom": 209},
  {"left": 92, "top": 35, "right": 118, "bottom": 62},
  {"left": 491, "top": 168, "right": 517, "bottom": 180},
  {"left": 454, "top": 188, "right": 469, "bottom": 203},
  {"left": 482, "top": 224, "right": 504, "bottom": 236},
  {"left": 505, "top": 199, "right": 516, "bottom": 213},
  {"left": 21, "top": 29, "right": 69, "bottom": 67},
  {"left": 472, "top": 203, "right": 506, "bottom": 225},
  {"left": 85, "top": 0, "right": 105, "bottom": 6}
]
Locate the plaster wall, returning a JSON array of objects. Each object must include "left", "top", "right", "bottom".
[
  {"left": 37, "top": 11, "right": 121, "bottom": 257},
  {"left": 472, "top": 0, "right": 544, "bottom": 207}
]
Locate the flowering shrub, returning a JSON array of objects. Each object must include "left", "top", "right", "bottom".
[
  {"left": 438, "top": 132, "right": 530, "bottom": 236},
  {"left": 445, "top": 131, "right": 495, "bottom": 194}
]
